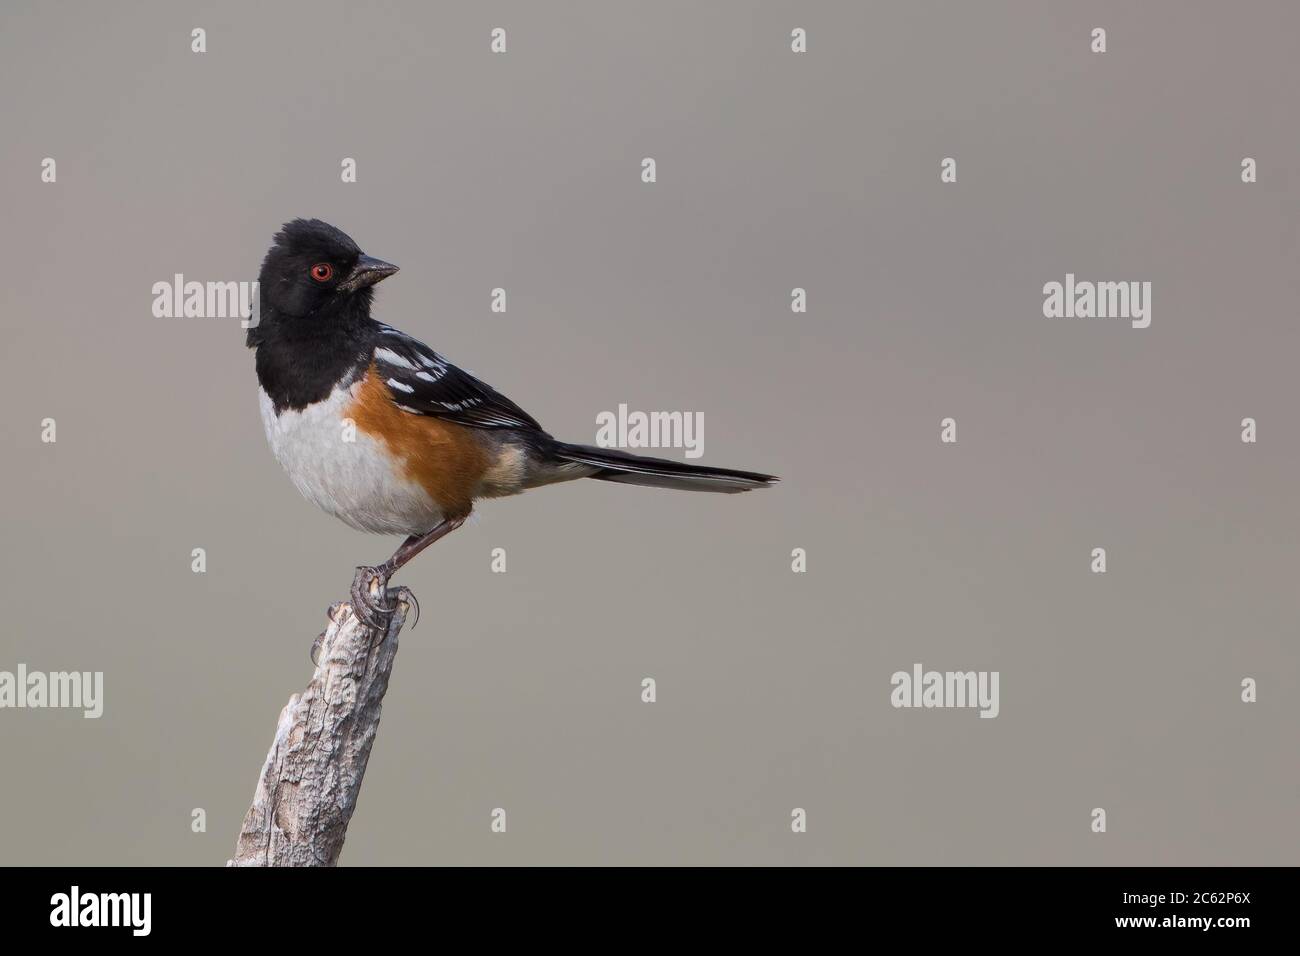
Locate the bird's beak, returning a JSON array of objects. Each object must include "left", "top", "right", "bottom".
[{"left": 338, "top": 254, "right": 399, "bottom": 293}]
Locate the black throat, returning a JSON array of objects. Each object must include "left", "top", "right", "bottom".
[{"left": 250, "top": 302, "right": 381, "bottom": 413}]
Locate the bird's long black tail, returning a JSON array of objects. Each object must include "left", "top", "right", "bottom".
[{"left": 550, "top": 442, "right": 779, "bottom": 494}]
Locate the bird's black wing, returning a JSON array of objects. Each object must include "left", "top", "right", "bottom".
[{"left": 370, "top": 325, "right": 543, "bottom": 432}]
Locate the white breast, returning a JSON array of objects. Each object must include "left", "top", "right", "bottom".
[{"left": 258, "top": 385, "right": 443, "bottom": 536}]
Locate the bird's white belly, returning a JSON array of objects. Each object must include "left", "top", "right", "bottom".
[{"left": 258, "top": 385, "right": 442, "bottom": 536}]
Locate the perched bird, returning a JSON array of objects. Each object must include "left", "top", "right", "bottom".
[{"left": 248, "top": 219, "right": 778, "bottom": 627}]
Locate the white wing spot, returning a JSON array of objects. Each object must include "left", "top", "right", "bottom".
[
  {"left": 387, "top": 378, "right": 415, "bottom": 394},
  {"left": 439, "top": 398, "right": 483, "bottom": 411},
  {"left": 375, "top": 347, "right": 417, "bottom": 370}
]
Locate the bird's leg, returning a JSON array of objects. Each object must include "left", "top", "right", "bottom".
[
  {"left": 385, "top": 514, "right": 468, "bottom": 574},
  {"left": 350, "top": 515, "right": 467, "bottom": 630}
]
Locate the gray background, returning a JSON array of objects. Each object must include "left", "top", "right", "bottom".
[{"left": 1, "top": 0, "right": 1296, "bottom": 865}]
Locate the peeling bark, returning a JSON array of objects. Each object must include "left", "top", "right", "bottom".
[{"left": 229, "top": 587, "right": 409, "bottom": 867}]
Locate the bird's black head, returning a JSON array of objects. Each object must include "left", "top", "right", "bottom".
[{"left": 249, "top": 219, "right": 398, "bottom": 344}]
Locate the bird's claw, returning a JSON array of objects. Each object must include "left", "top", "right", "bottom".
[
  {"left": 401, "top": 587, "right": 420, "bottom": 628},
  {"left": 350, "top": 565, "right": 396, "bottom": 631}
]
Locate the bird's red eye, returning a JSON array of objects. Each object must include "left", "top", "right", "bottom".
[{"left": 310, "top": 263, "right": 334, "bottom": 282}]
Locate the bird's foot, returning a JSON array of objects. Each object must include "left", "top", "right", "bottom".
[{"left": 350, "top": 564, "right": 397, "bottom": 630}]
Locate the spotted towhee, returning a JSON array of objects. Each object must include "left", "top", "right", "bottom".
[{"left": 248, "top": 219, "right": 778, "bottom": 627}]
